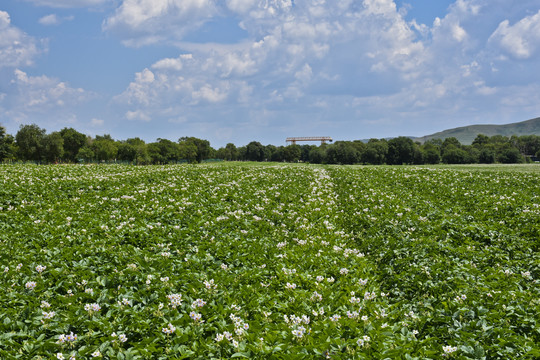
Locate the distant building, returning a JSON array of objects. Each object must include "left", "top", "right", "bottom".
[{"left": 286, "top": 137, "right": 333, "bottom": 145}]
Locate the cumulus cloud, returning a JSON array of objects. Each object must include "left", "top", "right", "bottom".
[
  {"left": 151, "top": 57, "right": 184, "bottom": 72},
  {"left": 103, "top": 0, "right": 218, "bottom": 47},
  {"left": 38, "top": 14, "right": 74, "bottom": 26},
  {"left": 225, "top": 0, "right": 257, "bottom": 14},
  {"left": 22, "top": 0, "right": 109, "bottom": 8},
  {"left": 111, "top": 0, "right": 432, "bottom": 135},
  {"left": 103, "top": 0, "right": 300, "bottom": 46},
  {"left": 90, "top": 118, "right": 105, "bottom": 126},
  {"left": 192, "top": 84, "right": 229, "bottom": 103},
  {"left": 0, "top": 11, "right": 41, "bottom": 68},
  {"left": 126, "top": 110, "right": 151, "bottom": 121},
  {"left": 489, "top": 9, "right": 540, "bottom": 59},
  {"left": 117, "top": 59, "right": 250, "bottom": 108},
  {"left": 10, "top": 69, "right": 88, "bottom": 108},
  {"left": 116, "top": 0, "right": 426, "bottom": 103},
  {"left": 110, "top": 0, "right": 540, "bottom": 142},
  {"left": 39, "top": 14, "right": 59, "bottom": 26},
  {"left": 451, "top": 23, "right": 467, "bottom": 42},
  {"left": 0, "top": 69, "right": 94, "bottom": 131}
]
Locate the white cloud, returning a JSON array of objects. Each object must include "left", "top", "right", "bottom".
[
  {"left": 0, "top": 11, "right": 41, "bottom": 68},
  {"left": 39, "top": 14, "right": 59, "bottom": 26},
  {"left": 0, "top": 69, "right": 93, "bottom": 132},
  {"left": 362, "top": 0, "right": 398, "bottom": 16},
  {"left": 233, "top": 0, "right": 293, "bottom": 20},
  {"left": 22, "top": 0, "right": 109, "bottom": 8},
  {"left": 168, "top": 116, "right": 188, "bottom": 124},
  {"left": 104, "top": 0, "right": 300, "bottom": 46},
  {"left": 112, "top": 0, "right": 430, "bottom": 133},
  {"left": 90, "top": 118, "right": 104, "bottom": 126},
  {"left": 125, "top": 110, "right": 150, "bottom": 121},
  {"left": 430, "top": 4, "right": 473, "bottom": 48},
  {"left": 136, "top": 68, "right": 155, "bottom": 83},
  {"left": 294, "top": 63, "right": 312, "bottom": 83},
  {"left": 109, "top": 0, "right": 540, "bottom": 143},
  {"left": 38, "top": 14, "right": 74, "bottom": 26},
  {"left": 451, "top": 23, "right": 467, "bottom": 42},
  {"left": 152, "top": 58, "right": 182, "bottom": 72},
  {"left": 10, "top": 69, "right": 88, "bottom": 108},
  {"left": 192, "top": 84, "right": 228, "bottom": 103},
  {"left": 454, "top": 0, "right": 480, "bottom": 16},
  {"left": 225, "top": 0, "right": 256, "bottom": 14},
  {"left": 489, "top": 10, "right": 540, "bottom": 59},
  {"left": 117, "top": 56, "right": 250, "bottom": 108},
  {"left": 474, "top": 81, "right": 497, "bottom": 96},
  {"left": 0, "top": 11, "right": 9, "bottom": 29},
  {"left": 113, "top": 1, "right": 427, "bottom": 111},
  {"left": 151, "top": 54, "right": 194, "bottom": 72},
  {"left": 103, "top": 0, "right": 217, "bottom": 47}
]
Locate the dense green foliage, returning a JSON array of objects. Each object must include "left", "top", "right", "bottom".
[
  {"left": 0, "top": 163, "right": 539, "bottom": 359},
  {"left": 2, "top": 124, "right": 540, "bottom": 164}
]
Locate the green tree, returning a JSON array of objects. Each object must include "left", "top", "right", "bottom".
[
  {"left": 262, "top": 145, "right": 274, "bottom": 162},
  {"left": 412, "top": 143, "right": 424, "bottom": 164},
  {"left": 425, "top": 138, "right": 443, "bottom": 147},
  {"left": 325, "top": 142, "right": 358, "bottom": 164},
  {"left": 91, "top": 137, "right": 118, "bottom": 162},
  {"left": 117, "top": 142, "right": 137, "bottom": 162},
  {"left": 351, "top": 140, "right": 367, "bottom": 155},
  {"left": 246, "top": 141, "right": 265, "bottom": 161},
  {"left": 472, "top": 134, "right": 490, "bottom": 148},
  {"left": 179, "top": 137, "right": 212, "bottom": 163},
  {"left": 0, "top": 126, "right": 16, "bottom": 162},
  {"left": 59, "top": 127, "right": 87, "bottom": 162},
  {"left": 422, "top": 143, "right": 440, "bottom": 164},
  {"left": 300, "top": 145, "right": 316, "bottom": 162},
  {"left": 42, "top": 132, "right": 64, "bottom": 163},
  {"left": 463, "top": 145, "right": 479, "bottom": 164},
  {"left": 498, "top": 147, "right": 523, "bottom": 164},
  {"left": 336, "top": 142, "right": 360, "bottom": 164},
  {"left": 118, "top": 137, "right": 151, "bottom": 165},
  {"left": 283, "top": 144, "right": 301, "bottom": 162},
  {"left": 265, "top": 145, "right": 278, "bottom": 161},
  {"left": 387, "top": 137, "right": 415, "bottom": 165},
  {"left": 514, "top": 135, "right": 540, "bottom": 156},
  {"left": 147, "top": 143, "right": 164, "bottom": 164},
  {"left": 361, "top": 139, "right": 388, "bottom": 164},
  {"left": 215, "top": 147, "right": 227, "bottom": 160},
  {"left": 224, "top": 143, "right": 238, "bottom": 161},
  {"left": 157, "top": 138, "right": 181, "bottom": 163},
  {"left": 441, "top": 137, "right": 462, "bottom": 152},
  {"left": 478, "top": 149, "right": 495, "bottom": 164},
  {"left": 442, "top": 145, "right": 468, "bottom": 164},
  {"left": 76, "top": 146, "right": 95, "bottom": 162},
  {"left": 490, "top": 135, "right": 509, "bottom": 145},
  {"left": 270, "top": 146, "right": 285, "bottom": 162},
  {"left": 308, "top": 147, "right": 325, "bottom": 164},
  {"left": 15, "top": 124, "right": 46, "bottom": 161},
  {"left": 237, "top": 146, "right": 247, "bottom": 160},
  {"left": 324, "top": 144, "right": 339, "bottom": 164},
  {"left": 178, "top": 142, "right": 198, "bottom": 163}
]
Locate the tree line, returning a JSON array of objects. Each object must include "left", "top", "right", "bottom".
[{"left": 1, "top": 123, "right": 540, "bottom": 165}]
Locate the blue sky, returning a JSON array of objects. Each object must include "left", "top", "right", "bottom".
[{"left": 1, "top": 0, "right": 539, "bottom": 148}]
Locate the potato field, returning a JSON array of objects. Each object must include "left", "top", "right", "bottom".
[{"left": 0, "top": 163, "right": 539, "bottom": 359}]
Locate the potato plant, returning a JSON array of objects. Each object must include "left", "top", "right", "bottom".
[{"left": 0, "top": 164, "right": 538, "bottom": 359}]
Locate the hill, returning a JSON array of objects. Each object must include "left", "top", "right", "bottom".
[{"left": 414, "top": 117, "right": 540, "bottom": 145}]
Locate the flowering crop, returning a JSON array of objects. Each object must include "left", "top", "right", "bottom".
[{"left": 0, "top": 163, "right": 539, "bottom": 358}]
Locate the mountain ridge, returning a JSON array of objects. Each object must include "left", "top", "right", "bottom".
[{"left": 413, "top": 117, "right": 540, "bottom": 145}]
